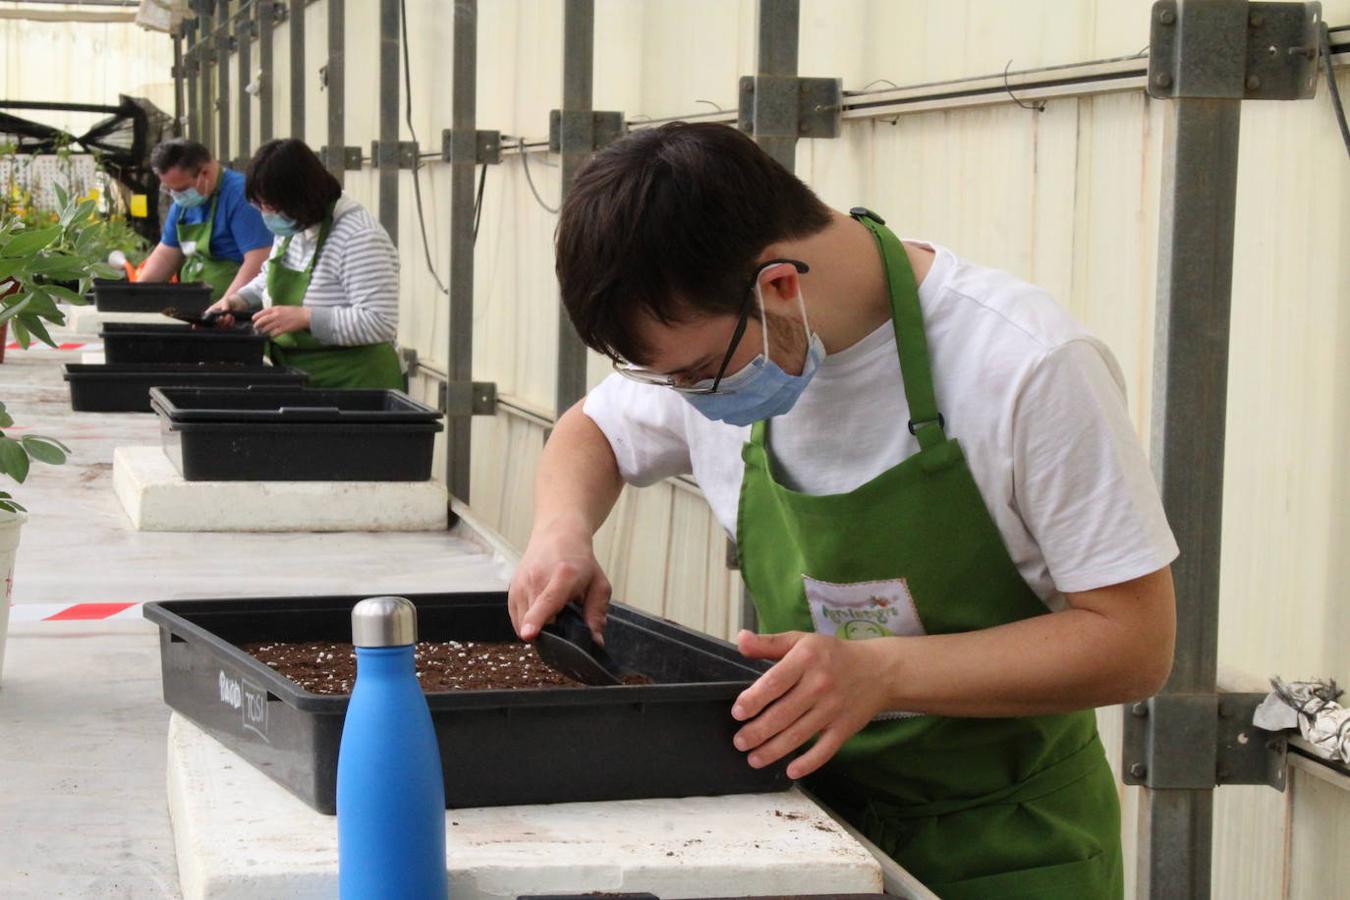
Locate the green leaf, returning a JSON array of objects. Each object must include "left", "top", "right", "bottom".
[
  {"left": 1, "top": 226, "right": 61, "bottom": 258},
  {"left": 27, "top": 434, "right": 69, "bottom": 453},
  {"left": 0, "top": 409, "right": 12, "bottom": 429},
  {"left": 10, "top": 316, "right": 31, "bottom": 350},
  {"left": 0, "top": 294, "right": 33, "bottom": 324},
  {"left": 89, "top": 263, "right": 121, "bottom": 278},
  {"left": 21, "top": 436, "right": 66, "bottom": 466},
  {"left": 61, "top": 199, "right": 96, "bottom": 230},
  {"left": 26, "top": 254, "right": 86, "bottom": 275},
  {"left": 0, "top": 437, "right": 31, "bottom": 483},
  {"left": 41, "top": 283, "right": 85, "bottom": 305},
  {"left": 0, "top": 500, "right": 26, "bottom": 514},
  {"left": 53, "top": 182, "right": 69, "bottom": 210},
  {"left": 74, "top": 224, "right": 101, "bottom": 257},
  {"left": 23, "top": 313, "right": 56, "bottom": 348},
  {"left": 0, "top": 258, "right": 21, "bottom": 280}
]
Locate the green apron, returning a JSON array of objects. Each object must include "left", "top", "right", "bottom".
[
  {"left": 735, "top": 210, "right": 1123, "bottom": 899},
  {"left": 264, "top": 212, "right": 404, "bottom": 391},
  {"left": 175, "top": 184, "right": 240, "bottom": 302}
]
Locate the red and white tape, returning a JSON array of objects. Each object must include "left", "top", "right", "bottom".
[
  {"left": 7, "top": 601, "right": 142, "bottom": 622},
  {"left": 4, "top": 342, "right": 90, "bottom": 351}
]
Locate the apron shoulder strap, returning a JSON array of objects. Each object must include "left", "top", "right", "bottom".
[{"left": 850, "top": 208, "right": 946, "bottom": 450}]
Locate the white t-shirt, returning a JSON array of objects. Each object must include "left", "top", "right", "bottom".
[{"left": 583, "top": 241, "right": 1178, "bottom": 610}]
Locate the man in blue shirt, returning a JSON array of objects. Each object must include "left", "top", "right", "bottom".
[{"left": 137, "top": 139, "right": 273, "bottom": 301}]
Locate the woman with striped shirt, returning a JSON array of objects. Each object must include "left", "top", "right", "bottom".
[{"left": 208, "top": 138, "right": 403, "bottom": 390}]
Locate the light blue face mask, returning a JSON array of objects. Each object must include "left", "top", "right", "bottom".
[
  {"left": 171, "top": 186, "right": 207, "bottom": 209},
  {"left": 681, "top": 287, "right": 825, "bottom": 427},
  {"left": 262, "top": 211, "right": 301, "bottom": 237}
]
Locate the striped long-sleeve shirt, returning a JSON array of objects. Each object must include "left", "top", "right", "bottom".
[{"left": 236, "top": 193, "right": 399, "bottom": 347}]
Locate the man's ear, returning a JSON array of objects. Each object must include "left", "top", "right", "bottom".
[{"left": 757, "top": 263, "right": 801, "bottom": 312}]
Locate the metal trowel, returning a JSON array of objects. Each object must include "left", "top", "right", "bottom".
[{"left": 535, "top": 603, "right": 624, "bottom": 686}]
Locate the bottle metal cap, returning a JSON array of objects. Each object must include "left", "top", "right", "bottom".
[{"left": 351, "top": 596, "right": 418, "bottom": 648}]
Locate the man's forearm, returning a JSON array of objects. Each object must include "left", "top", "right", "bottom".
[
  {"left": 874, "top": 568, "right": 1176, "bottom": 718},
  {"left": 136, "top": 244, "right": 182, "bottom": 283},
  {"left": 533, "top": 401, "right": 624, "bottom": 539},
  {"left": 224, "top": 248, "right": 269, "bottom": 297}
]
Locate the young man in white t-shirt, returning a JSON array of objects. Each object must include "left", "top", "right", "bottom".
[{"left": 508, "top": 122, "right": 1177, "bottom": 896}]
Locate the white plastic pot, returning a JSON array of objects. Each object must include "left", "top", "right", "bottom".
[{"left": 0, "top": 509, "right": 25, "bottom": 687}]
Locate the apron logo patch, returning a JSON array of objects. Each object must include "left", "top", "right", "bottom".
[{"left": 802, "top": 575, "right": 926, "bottom": 640}]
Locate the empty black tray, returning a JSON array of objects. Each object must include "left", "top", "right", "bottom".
[
  {"left": 92, "top": 279, "right": 213, "bottom": 314},
  {"left": 63, "top": 363, "right": 308, "bottom": 413},
  {"left": 143, "top": 592, "right": 791, "bottom": 814},
  {"left": 101, "top": 322, "right": 267, "bottom": 365},
  {"left": 149, "top": 386, "right": 443, "bottom": 481}
]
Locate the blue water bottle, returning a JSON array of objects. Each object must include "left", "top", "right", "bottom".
[{"left": 337, "top": 596, "right": 447, "bottom": 899}]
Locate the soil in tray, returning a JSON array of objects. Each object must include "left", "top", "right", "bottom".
[{"left": 243, "top": 639, "right": 652, "bottom": 694}]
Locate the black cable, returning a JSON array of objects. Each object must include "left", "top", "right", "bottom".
[
  {"left": 399, "top": 0, "right": 450, "bottom": 295},
  {"left": 1319, "top": 23, "right": 1350, "bottom": 160},
  {"left": 473, "top": 161, "right": 487, "bottom": 243}
]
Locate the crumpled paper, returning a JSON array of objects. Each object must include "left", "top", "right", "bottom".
[{"left": 1253, "top": 678, "right": 1350, "bottom": 765}]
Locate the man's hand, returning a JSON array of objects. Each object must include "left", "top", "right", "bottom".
[
  {"left": 252, "top": 305, "right": 311, "bottom": 337},
  {"left": 508, "top": 522, "right": 611, "bottom": 645},
  {"left": 732, "top": 631, "right": 895, "bottom": 780}
]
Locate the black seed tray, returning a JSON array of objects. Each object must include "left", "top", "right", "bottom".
[
  {"left": 101, "top": 322, "right": 267, "bottom": 365},
  {"left": 143, "top": 592, "right": 791, "bottom": 814},
  {"left": 63, "top": 363, "right": 308, "bottom": 413},
  {"left": 92, "top": 279, "right": 213, "bottom": 314},
  {"left": 149, "top": 386, "right": 443, "bottom": 481}
]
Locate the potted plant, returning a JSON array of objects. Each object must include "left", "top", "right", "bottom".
[{"left": 0, "top": 190, "right": 116, "bottom": 685}]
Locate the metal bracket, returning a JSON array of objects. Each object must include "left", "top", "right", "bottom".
[
  {"left": 548, "top": 110, "right": 626, "bottom": 153},
  {"left": 319, "top": 145, "right": 363, "bottom": 171},
  {"left": 441, "top": 129, "right": 502, "bottom": 165},
  {"left": 370, "top": 140, "right": 419, "bottom": 170},
  {"left": 236, "top": 19, "right": 258, "bottom": 40},
  {"left": 1148, "top": 0, "right": 1323, "bottom": 100},
  {"left": 438, "top": 381, "right": 498, "bottom": 417},
  {"left": 217, "top": 33, "right": 237, "bottom": 54},
  {"left": 737, "top": 75, "right": 843, "bottom": 139},
  {"left": 1123, "top": 691, "right": 1288, "bottom": 790},
  {"left": 261, "top": 0, "right": 288, "bottom": 24}
]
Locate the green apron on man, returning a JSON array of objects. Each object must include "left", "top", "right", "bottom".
[
  {"left": 735, "top": 210, "right": 1123, "bottom": 898},
  {"left": 264, "top": 211, "right": 404, "bottom": 391},
  {"left": 175, "top": 187, "right": 240, "bottom": 302}
]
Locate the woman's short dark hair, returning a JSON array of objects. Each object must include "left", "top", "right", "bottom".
[
  {"left": 150, "top": 139, "right": 213, "bottom": 175},
  {"left": 555, "top": 122, "right": 833, "bottom": 365},
  {"left": 245, "top": 139, "right": 342, "bottom": 228}
]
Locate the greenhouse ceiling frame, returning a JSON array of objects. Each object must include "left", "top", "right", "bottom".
[{"left": 169, "top": 3, "right": 1346, "bottom": 895}]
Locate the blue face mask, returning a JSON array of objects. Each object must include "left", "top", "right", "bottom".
[
  {"left": 262, "top": 211, "right": 300, "bottom": 237},
  {"left": 681, "top": 288, "right": 825, "bottom": 427},
  {"left": 171, "top": 186, "right": 207, "bottom": 209}
]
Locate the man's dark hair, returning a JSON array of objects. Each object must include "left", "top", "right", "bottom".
[
  {"left": 245, "top": 138, "right": 342, "bottom": 228},
  {"left": 150, "top": 138, "right": 213, "bottom": 174},
  {"left": 556, "top": 122, "right": 833, "bottom": 365}
]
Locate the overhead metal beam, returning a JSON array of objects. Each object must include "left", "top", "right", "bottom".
[
  {"left": 553, "top": 0, "right": 595, "bottom": 417},
  {"left": 749, "top": 0, "right": 800, "bottom": 171},
  {"left": 236, "top": 14, "right": 253, "bottom": 164},
  {"left": 289, "top": 0, "right": 304, "bottom": 139},
  {"left": 199, "top": 10, "right": 214, "bottom": 148},
  {"left": 377, "top": 0, "right": 399, "bottom": 242},
  {"left": 172, "top": 32, "right": 185, "bottom": 137},
  {"left": 185, "top": 22, "right": 199, "bottom": 141}
]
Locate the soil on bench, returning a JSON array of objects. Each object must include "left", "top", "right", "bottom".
[{"left": 242, "top": 639, "right": 650, "bottom": 694}]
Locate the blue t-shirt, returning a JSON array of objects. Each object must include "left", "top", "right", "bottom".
[{"left": 160, "top": 168, "right": 272, "bottom": 263}]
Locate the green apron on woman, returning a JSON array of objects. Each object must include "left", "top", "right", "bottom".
[
  {"left": 735, "top": 210, "right": 1123, "bottom": 898},
  {"left": 264, "top": 211, "right": 404, "bottom": 390},
  {"left": 175, "top": 187, "right": 240, "bottom": 302}
]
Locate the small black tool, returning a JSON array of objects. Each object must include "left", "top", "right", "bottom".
[{"left": 535, "top": 603, "right": 625, "bottom": 686}]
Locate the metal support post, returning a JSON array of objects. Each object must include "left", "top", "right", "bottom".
[
  {"left": 326, "top": 0, "right": 345, "bottom": 183},
  {"left": 378, "top": 0, "right": 400, "bottom": 243},
  {"left": 236, "top": 17, "right": 254, "bottom": 164},
  {"left": 173, "top": 33, "right": 185, "bottom": 137},
  {"left": 748, "top": 0, "right": 800, "bottom": 171},
  {"left": 199, "top": 12, "right": 214, "bottom": 148},
  {"left": 186, "top": 38, "right": 199, "bottom": 141},
  {"left": 553, "top": 0, "right": 596, "bottom": 417},
  {"left": 445, "top": 0, "right": 480, "bottom": 501},
  {"left": 1130, "top": 2, "right": 1321, "bottom": 897},
  {"left": 289, "top": 0, "right": 304, "bottom": 139},
  {"left": 216, "top": 2, "right": 231, "bottom": 163},
  {"left": 258, "top": 1, "right": 276, "bottom": 144}
]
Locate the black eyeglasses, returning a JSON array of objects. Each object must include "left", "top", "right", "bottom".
[{"left": 614, "top": 257, "right": 810, "bottom": 394}]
